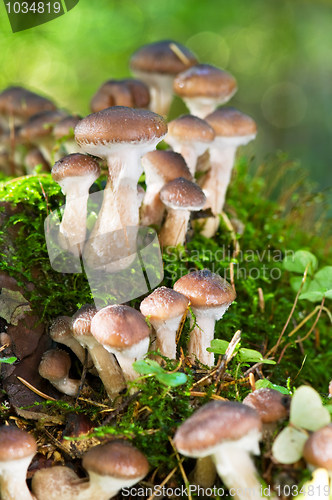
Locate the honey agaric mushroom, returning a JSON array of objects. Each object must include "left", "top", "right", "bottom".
[
  {"left": 71, "top": 304, "right": 126, "bottom": 400},
  {"left": 0, "top": 425, "right": 37, "bottom": 500},
  {"left": 24, "top": 148, "right": 49, "bottom": 174},
  {"left": 91, "top": 305, "right": 151, "bottom": 384},
  {"left": 130, "top": 40, "right": 198, "bottom": 116},
  {"left": 53, "top": 115, "right": 82, "bottom": 156},
  {"left": 200, "top": 107, "right": 257, "bottom": 238},
  {"left": 38, "top": 349, "right": 80, "bottom": 397},
  {"left": 31, "top": 440, "right": 149, "bottom": 500},
  {"left": 303, "top": 424, "right": 332, "bottom": 472},
  {"left": 174, "top": 269, "right": 236, "bottom": 366},
  {"left": 166, "top": 115, "right": 215, "bottom": 176},
  {"left": 140, "top": 286, "right": 189, "bottom": 359},
  {"left": 159, "top": 177, "right": 206, "bottom": 247},
  {"left": 50, "top": 315, "right": 86, "bottom": 365},
  {"left": 51, "top": 153, "right": 101, "bottom": 257},
  {"left": 140, "top": 149, "right": 192, "bottom": 227},
  {"left": 173, "top": 64, "right": 237, "bottom": 119},
  {"left": 75, "top": 106, "right": 167, "bottom": 272},
  {"left": 174, "top": 401, "right": 264, "bottom": 500},
  {"left": 90, "top": 79, "right": 150, "bottom": 113}
]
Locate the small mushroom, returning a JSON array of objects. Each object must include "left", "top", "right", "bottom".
[
  {"left": 90, "top": 79, "right": 150, "bottom": 112},
  {"left": 53, "top": 115, "right": 82, "bottom": 156},
  {"left": 50, "top": 315, "right": 87, "bottom": 365},
  {"left": 303, "top": 424, "right": 332, "bottom": 473},
  {"left": 24, "top": 148, "right": 49, "bottom": 174},
  {"left": 38, "top": 349, "right": 80, "bottom": 397}
]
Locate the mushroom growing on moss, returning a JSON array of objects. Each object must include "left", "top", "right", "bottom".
[{"left": 38, "top": 349, "right": 80, "bottom": 397}]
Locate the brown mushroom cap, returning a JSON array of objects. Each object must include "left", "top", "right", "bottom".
[
  {"left": 49, "top": 316, "right": 72, "bottom": 342},
  {"left": 141, "top": 150, "right": 192, "bottom": 182},
  {"left": 0, "top": 86, "right": 56, "bottom": 120},
  {"left": 39, "top": 349, "right": 71, "bottom": 380},
  {"left": 0, "top": 426, "right": 37, "bottom": 461},
  {"left": 168, "top": 115, "right": 215, "bottom": 143},
  {"left": 53, "top": 115, "right": 82, "bottom": 140},
  {"left": 82, "top": 440, "right": 149, "bottom": 479},
  {"left": 51, "top": 154, "right": 101, "bottom": 182},
  {"left": 174, "top": 401, "right": 261, "bottom": 455},
  {"left": 205, "top": 107, "right": 257, "bottom": 137},
  {"left": 303, "top": 425, "right": 332, "bottom": 469},
  {"left": 160, "top": 177, "right": 206, "bottom": 210},
  {"left": 91, "top": 79, "right": 150, "bottom": 113},
  {"left": 130, "top": 40, "right": 198, "bottom": 75},
  {"left": 174, "top": 64, "right": 237, "bottom": 99},
  {"left": 19, "top": 110, "right": 67, "bottom": 141},
  {"left": 174, "top": 269, "right": 236, "bottom": 308},
  {"left": 25, "top": 148, "right": 49, "bottom": 172},
  {"left": 74, "top": 106, "right": 167, "bottom": 148},
  {"left": 90, "top": 305, "right": 150, "bottom": 350},
  {"left": 71, "top": 304, "right": 97, "bottom": 339},
  {"left": 140, "top": 286, "right": 189, "bottom": 321},
  {"left": 243, "top": 388, "right": 290, "bottom": 424}
]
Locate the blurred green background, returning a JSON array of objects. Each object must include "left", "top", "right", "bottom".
[{"left": 1, "top": 0, "right": 332, "bottom": 206}]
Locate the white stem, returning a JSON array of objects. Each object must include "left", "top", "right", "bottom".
[
  {"left": 0, "top": 456, "right": 35, "bottom": 500},
  {"left": 154, "top": 316, "right": 182, "bottom": 359},
  {"left": 88, "top": 342, "right": 126, "bottom": 400},
  {"left": 140, "top": 183, "right": 165, "bottom": 226},
  {"left": 159, "top": 208, "right": 190, "bottom": 247},
  {"left": 184, "top": 93, "right": 236, "bottom": 119},
  {"left": 132, "top": 71, "right": 174, "bottom": 116},
  {"left": 188, "top": 315, "right": 215, "bottom": 367},
  {"left": 52, "top": 377, "right": 80, "bottom": 397},
  {"left": 115, "top": 354, "right": 143, "bottom": 384}
]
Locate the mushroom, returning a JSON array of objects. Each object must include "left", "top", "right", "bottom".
[
  {"left": 174, "top": 269, "right": 236, "bottom": 366},
  {"left": 49, "top": 315, "right": 87, "bottom": 366},
  {"left": 174, "top": 401, "right": 264, "bottom": 500},
  {"left": 53, "top": 115, "right": 82, "bottom": 156},
  {"left": 200, "top": 107, "right": 257, "bottom": 238},
  {"left": 303, "top": 424, "right": 332, "bottom": 480},
  {"left": 38, "top": 349, "right": 80, "bottom": 397},
  {"left": 166, "top": 115, "right": 215, "bottom": 176},
  {"left": 130, "top": 40, "right": 198, "bottom": 116},
  {"left": 24, "top": 148, "right": 49, "bottom": 174},
  {"left": 51, "top": 153, "right": 101, "bottom": 256},
  {"left": 91, "top": 304, "right": 151, "bottom": 384},
  {"left": 71, "top": 304, "right": 126, "bottom": 400},
  {"left": 90, "top": 79, "right": 150, "bottom": 112},
  {"left": 0, "top": 425, "right": 37, "bottom": 500},
  {"left": 159, "top": 177, "right": 206, "bottom": 247},
  {"left": 173, "top": 64, "right": 237, "bottom": 119},
  {"left": 140, "top": 149, "right": 192, "bottom": 227},
  {"left": 31, "top": 440, "right": 149, "bottom": 500},
  {"left": 140, "top": 286, "right": 189, "bottom": 359}
]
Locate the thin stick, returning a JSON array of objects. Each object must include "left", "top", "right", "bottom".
[
  {"left": 288, "top": 305, "right": 332, "bottom": 337},
  {"left": 169, "top": 43, "right": 191, "bottom": 66},
  {"left": 168, "top": 437, "right": 192, "bottom": 500},
  {"left": 101, "top": 391, "right": 141, "bottom": 425},
  {"left": 190, "top": 391, "right": 227, "bottom": 401},
  {"left": 258, "top": 288, "right": 265, "bottom": 312},
  {"left": 295, "top": 298, "right": 325, "bottom": 344},
  {"left": 146, "top": 465, "right": 179, "bottom": 500},
  {"left": 16, "top": 376, "right": 57, "bottom": 401},
  {"left": 215, "top": 330, "right": 241, "bottom": 385}
]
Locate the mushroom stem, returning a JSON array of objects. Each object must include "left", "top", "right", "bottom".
[
  {"left": 52, "top": 377, "right": 80, "bottom": 397},
  {"left": 176, "top": 145, "right": 199, "bottom": 176},
  {"left": 190, "top": 456, "right": 217, "bottom": 489},
  {"left": 88, "top": 343, "right": 126, "bottom": 400},
  {"left": 140, "top": 183, "right": 165, "bottom": 227},
  {"left": 159, "top": 208, "right": 190, "bottom": 247},
  {"left": 0, "top": 456, "right": 35, "bottom": 500},
  {"left": 133, "top": 72, "right": 174, "bottom": 116},
  {"left": 154, "top": 319, "right": 179, "bottom": 359},
  {"left": 188, "top": 315, "right": 216, "bottom": 366},
  {"left": 183, "top": 98, "right": 224, "bottom": 120}
]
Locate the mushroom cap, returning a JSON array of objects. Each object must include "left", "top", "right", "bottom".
[
  {"left": 174, "top": 269, "right": 236, "bottom": 308},
  {"left": 174, "top": 401, "right": 261, "bottom": 456},
  {"left": 91, "top": 79, "right": 150, "bottom": 113},
  {"left": 25, "top": 148, "right": 49, "bottom": 171},
  {"left": 49, "top": 316, "right": 72, "bottom": 342},
  {"left": 71, "top": 304, "right": 97, "bottom": 340},
  {"left": 167, "top": 115, "right": 215, "bottom": 143},
  {"left": 53, "top": 115, "right": 82, "bottom": 140},
  {"left": 74, "top": 106, "right": 167, "bottom": 147},
  {"left": 206, "top": 107, "right": 257, "bottom": 137},
  {"left": 51, "top": 154, "right": 101, "bottom": 182},
  {"left": 130, "top": 40, "right": 198, "bottom": 75},
  {"left": 243, "top": 388, "right": 290, "bottom": 424},
  {"left": 174, "top": 64, "right": 237, "bottom": 99},
  {"left": 39, "top": 349, "right": 71, "bottom": 380},
  {"left": 160, "top": 177, "right": 206, "bottom": 211},
  {"left": 0, "top": 426, "right": 37, "bottom": 461},
  {"left": 141, "top": 150, "right": 192, "bottom": 183},
  {"left": 91, "top": 305, "right": 150, "bottom": 350},
  {"left": 303, "top": 425, "right": 332, "bottom": 469},
  {"left": 82, "top": 440, "right": 149, "bottom": 479},
  {"left": 0, "top": 86, "right": 56, "bottom": 120},
  {"left": 140, "top": 286, "right": 189, "bottom": 321},
  {"left": 19, "top": 110, "right": 67, "bottom": 141}
]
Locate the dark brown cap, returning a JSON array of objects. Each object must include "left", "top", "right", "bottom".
[
  {"left": 174, "top": 401, "right": 261, "bottom": 455},
  {"left": 39, "top": 349, "right": 71, "bottom": 380},
  {"left": 24, "top": 148, "right": 49, "bottom": 172},
  {"left": 0, "top": 426, "right": 37, "bottom": 461},
  {"left": 243, "top": 388, "right": 290, "bottom": 424},
  {"left": 91, "top": 305, "right": 150, "bottom": 350},
  {"left": 168, "top": 115, "right": 215, "bottom": 143},
  {"left": 0, "top": 86, "right": 56, "bottom": 120},
  {"left": 174, "top": 269, "right": 236, "bottom": 308},
  {"left": 205, "top": 107, "right": 257, "bottom": 137},
  {"left": 160, "top": 177, "right": 206, "bottom": 210},
  {"left": 90, "top": 79, "right": 150, "bottom": 113},
  {"left": 82, "top": 440, "right": 149, "bottom": 479},
  {"left": 19, "top": 110, "right": 67, "bottom": 141},
  {"left": 141, "top": 150, "right": 192, "bottom": 182},
  {"left": 130, "top": 40, "right": 198, "bottom": 75},
  {"left": 303, "top": 425, "right": 332, "bottom": 469},
  {"left": 74, "top": 106, "right": 167, "bottom": 149},
  {"left": 71, "top": 304, "right": 97, "bottom": 340},
  {"left": 53, "top": 115, "right": 82, "bottom": 140},
  {"left": 174, "top": 64, "right": 237, "bottom": 99},
  {"left": 49, "top": 316, "right": 72, "bottom": 342},
  {"left": 51, "top": 154, "right": 100, "bottom": 182},
  {"left": 140, "top": 286, "right": 189, "bottom": 321}
]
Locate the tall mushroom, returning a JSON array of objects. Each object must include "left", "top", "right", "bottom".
[
  {"left": 174, "top": 269, "right": 236, "bottom": 366},
  {"left": 90, "top": 79, "right": 150, "bottom": 112}
]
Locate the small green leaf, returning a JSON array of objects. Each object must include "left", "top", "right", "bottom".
[
  {"left": 290, "top": 386, "right": 331, "bottom": 431},
  {"left": 314, "top": 266, "right": 332, "bottom": 290},
  {"left": 283, "top": 250, "right": 318, "bottom": 276},
  {"left": 0, "top": 356, "right": 17, "bottom": 364},
  {"left": 290, "top": 276, "right": 311, "bottom": 294},
  {"left": 255, "top": 379, "right": 291, "bottom": 394},
  {"left": 238, "top": 348, "right": 275, "bottom": 365},
  {"left": 299, "top": 291, "right": 324, "bottom": 302},
  {"left": 156, "top": 372, "right": 187, "bottom": 387},
  {"left": 132, "top": 359, "right": 163, "bottom": 375},
  {"left": 272, "top": 426, "right": 308, "bottom": 464},
  {"left": 324, "top": 290, "right": 332, "bottom": 299},
  {"left": 207, "top": 339, "right": 229, "bottom": 355}
]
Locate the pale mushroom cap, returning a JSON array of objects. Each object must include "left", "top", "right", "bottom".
[
  {"left": 130, "top": 40, "right": 198, "bottom": 75},
  {"left": 174, "top": 64, "right": 237, "bottom": 99},
  {"left": 51, "top": 154, "right": 101, "bottom": 182},
  {"left": 91, "top": 79, "right": 150, "bottom": 113},
  {"left": 53, "top": 115, "right": 81, "bottom": 140},
  {"left": 140, "top": 286, "right": 189, "bottom": 321},
  {"left": 82, "top": 440, "right": 149, "bottom": 479},
  {"left": 19, "top": 110, "right": 67, "bottom": 141},
  {"left": 174, "top": 401, "right": 261, "bottom": 456},
  {"left": 141, "top": 150, "right": 192, "bottom": 182},
  {"left": 49, "top": 316, "right": 72, "bottom": 342},
  {"left": 174, "top": 269, "right": 236, "bottom": 308},
  {"left": 168, "top": 115, "right": 215, "bottom": 143},
  {"left": 0, "top": 86, "right": 56, "bottom": 120},
  {"left": 160, "top": 177, "right": 206, "bottom": 210},
  {"left": 91, "top": 305, "right": 150, "bottom": 350},
  {"left": 303, "top": 425, "right": 332, "bottom": 469},
  {"left": 74, "top": 106, "right": 167, "bottom": 147},
  {"left": 205, "top": 107, "right": 257, "bottom": 137},
  {"left": 243, "top": 388, "right": 290, "bottom": 424},
  {"left": 71, "top": 304, "right": 97, "bottom": 339},
  {"left": 39, "top": 349, "right": 71, "bottom": 380},
  {"left": 0, "top": 426, "right": 37, "bottom": 461}
]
